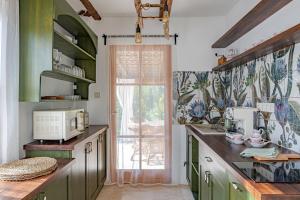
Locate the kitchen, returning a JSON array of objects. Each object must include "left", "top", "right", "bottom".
[{"left": 1, "top": 0, "right": 300, "bottom": 200}]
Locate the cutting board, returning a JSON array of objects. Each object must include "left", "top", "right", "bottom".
[{"left": 254, "top": 154, "right": 300, "bottom": 161}]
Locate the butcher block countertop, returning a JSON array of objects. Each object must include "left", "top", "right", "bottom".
[
  {"left": 187, "top": 125, "right": 300, "bottom": 200},
  {"left": 0, "top": 159, "right": 74, "bottom": 200},
  {"left": 23, "top": 125, "right": 108, "bottom": 151}
]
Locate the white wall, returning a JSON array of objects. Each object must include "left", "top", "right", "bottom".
[{"left": 83, "top": 16, "right": 226, "bottom": 184}]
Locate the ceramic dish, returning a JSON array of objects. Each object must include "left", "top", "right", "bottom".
[
  {"left": 248, "top": 140, "right": 270, "bottom": 148},
  {"left": 226, "top": 137, "right": 244, "bottom": 145}
]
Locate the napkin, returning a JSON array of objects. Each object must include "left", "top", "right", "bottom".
[{"left": 240, "top": 147, "right": 278, "bottom": 158}]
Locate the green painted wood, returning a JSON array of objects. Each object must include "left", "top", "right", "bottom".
[
  {"left": 26, "top": 150, "right": 72, "bottom": 159},
  {"left": 19, "top": 0, "right": 54, "bottom": 102},
  {"left": 53, "top": 0, "right": 98, "bottom": 53},
  {"left": 98, "top": 132, "right": 106, "bottom": 190},
  {"left": 75, "top": 60, "right": 96, "bottom": 82},
  {"left": 40, "top": 169, "right": 71, "bottom": 200},
  {"left": 42, "top": 70, "right": 95, "bottom": 84},
  {"left": 228, "top": 175, "right": 255, "bottom": 200},
  {"left": 53, "top": 31, "right": 96, "bottom": 61},
  {"left": 20, "top": 0, "right": 97, "bottom": 102}
]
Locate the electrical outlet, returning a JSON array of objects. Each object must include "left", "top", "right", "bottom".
[
  {"left": 257, "top": 103, "right": 274, "bottom": 113},
  {"left": 94, "top": 92, "right": 100, "bottom": 99}
]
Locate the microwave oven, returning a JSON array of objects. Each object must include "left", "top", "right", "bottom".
[{"left": 33, "top": 109, "right": 84, "bottom": 143}]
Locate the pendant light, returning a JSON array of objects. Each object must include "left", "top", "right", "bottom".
[
  {"left": 162, "top": 1, "right": 169, "bottom": 23},
  {"left": 135, "top": 23, "right": 142, "bottom": 43}
]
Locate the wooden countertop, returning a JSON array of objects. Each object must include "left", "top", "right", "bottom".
[
  {"left": 23, "top": 125, "right": 108, "bottom": 151},
  {"left": 0, "top": 158, "right": 74, "bottom": 200},
  {"left": 187, "top": 125, "right": 300, "bottom": 200}
]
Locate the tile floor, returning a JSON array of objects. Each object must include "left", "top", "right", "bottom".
[{"left": 97, "top": 185, "right": 194, "bottom": 200}]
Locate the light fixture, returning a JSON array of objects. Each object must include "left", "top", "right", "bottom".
[
  {"left": 134, "top": 0, "right": 172, "bottom": 40},
  {"left": 135, "top": 23, "right": 142, "bottom": 43},
  {"left": 162, "top": 1, "right": 169, "bottom": 23},
  {"left": 163, "top": 21, "right": 170, "bottom": 40}
]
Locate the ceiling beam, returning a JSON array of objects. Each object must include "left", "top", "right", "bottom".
[
  {"left": 159, "top": 0, "right": 173, "bottom": 19},
  {"left": 79, "top": 0, "right": 101, "bottom": 21}
]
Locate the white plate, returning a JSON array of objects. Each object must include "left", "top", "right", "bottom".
[
  {"left": 226, "top": 137, "right": 244, "bottom": 145},
  {"left": 248, "top": 141, "right": 270, "bottom": 148}
]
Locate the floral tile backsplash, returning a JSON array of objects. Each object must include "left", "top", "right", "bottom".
[{"left": 173, "top": 43, "right": 300, "bottom": 153}]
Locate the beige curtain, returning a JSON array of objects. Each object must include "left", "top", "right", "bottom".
[{"left": 109, "top": 45, "right": 172, "bottom": 185}]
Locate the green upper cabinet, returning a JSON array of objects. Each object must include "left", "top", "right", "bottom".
[{"left": 19, "top": 0, "right": 98, "bottom": 102}]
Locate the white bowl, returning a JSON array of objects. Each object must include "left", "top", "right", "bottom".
[{"left": 249, "top": 141, "right": 270, "bottom": 148}]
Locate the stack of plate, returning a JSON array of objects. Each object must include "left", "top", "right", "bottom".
[{"left": 0, "top": 157, "right": 57, "bottom": 181}]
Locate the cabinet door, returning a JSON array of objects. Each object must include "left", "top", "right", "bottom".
[
  {"left": 72, "top": 142, "right": 86, "bottom": 200},
  {"left": 98, "top": 132, "right": 106, "bottom": 188},
  {"left": 186, "top": 130, "right": 192, "bottom": 185},
  {"left": 210, "top": 160, "right": 227, "bottom": 200},
  {"left": 228, "top": 176, "right": 254, "bottom": 200},
  {"left": 200, "top": 161, "right": 212, "bottom": 200},
  {"left": 40, "top": 169, "right": 71, "bottom": 200},
  {"left": 86, "top": 137, "right": 99, "bottom": 200}
]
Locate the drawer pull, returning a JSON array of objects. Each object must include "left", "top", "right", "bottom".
[
  {"left": 204, "top": 171, "right": 211, "bottom": 185},
  {"left": 204, "top": 156, "right": 213, "bottom": 162},
  {"left": 232, "top": 182, "right": 242, "bottom": 192}
]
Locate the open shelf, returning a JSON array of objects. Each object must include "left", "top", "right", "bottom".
[
  {"left": 53, "top": 31, "right": 96, "bottom": 61},
  {"left": 42, "top": 70, "right": 96, "bottom": 84},
  {"left": 213, "top": 24, "right": 300, "bottom": 71},
  {"left": 212, "top": 0, "right": 292, "bottom": 48}
]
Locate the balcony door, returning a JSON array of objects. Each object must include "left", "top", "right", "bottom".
[{"left": 110, "top": 45, "right": 172, "bottom": 184}]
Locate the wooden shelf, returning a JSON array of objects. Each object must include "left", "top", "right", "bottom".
[
  {"left": 42, "top": 70, "right": 96, "bottom": 83},
  {"left": 53, "top": 31, "right": 96, "bottom": 61},
  {"left": 41, "top": 99, "right": 88, "bottom": 102},
  {"left": 213, "top": 24, "right": 300, "bottom": 71},
  {"left": 212, "top": 0, "right": 292, "bottom": 48}
]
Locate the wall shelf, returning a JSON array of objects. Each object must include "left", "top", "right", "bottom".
[
  {"left": 212, "top": 0, "right": 292, "bottom": 48},
  {"left": 213, "top": 24, "right": 300, "bottom": 71},
  {"left": 42, "top": 70, "right": 96, "bottom": 83},
  {"left": 53, "top": 31, "right": 96, "bottom": 61}
]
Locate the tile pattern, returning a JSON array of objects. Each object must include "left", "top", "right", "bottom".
[
  {"left": 173, "top": 43, "right": 300, "bottom": 152},
  {"left": 97, "top": 185, "right": 194, "bottom": 200}
]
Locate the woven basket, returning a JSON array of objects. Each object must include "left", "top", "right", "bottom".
[{"left": 0, "top": 157, "right": 58, "bottom": 181}]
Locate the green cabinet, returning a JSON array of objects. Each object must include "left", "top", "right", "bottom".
[
  {"left": 26, "top": 130, "right": 107, "bottom": 200},
  {"left": 186, "top": 129, "right": 254, "bottom": 200},
  {"left": 199, "top": 141, "right": 227, "bottom": 200},
  {"left": 228, "top": 175, "right": 255, "bottom": 200},
  {"left": 33, "top": 169, "right": 71, "bottom": 200},
  {"left": 19, "top": 0, "right": 98, "bottom": 102}
]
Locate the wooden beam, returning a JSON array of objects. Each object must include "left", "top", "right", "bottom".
[
  {"left": 80, "top": 0, "right": 101, "bottom": 21},
  {"left": 212, "top": 0, "right": 292, "bottom": 48},
  {"left": 159, "top": 0, "right": 173, "bottom": 19}
]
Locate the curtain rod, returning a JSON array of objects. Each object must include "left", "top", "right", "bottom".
[{"left": 102, "top": 34, "right": 179, "bottom": 45}]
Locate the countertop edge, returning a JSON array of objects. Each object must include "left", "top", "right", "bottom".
[
  {"left": 0, "top": 158, "right": 75, "bottom": 200},
  {"left": 23, "top": 125, "right": 108, "bottom": 151}
]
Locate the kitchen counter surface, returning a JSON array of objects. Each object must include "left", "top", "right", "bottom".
[
  {"left": 23, "top": 125, "right": 108, "bottom": 151},
  {"left": 187, "top": 125, "right": 300, "bottom": 200},
  {"left": 0, "top": 158, "right": 74, "bottom": 200}
]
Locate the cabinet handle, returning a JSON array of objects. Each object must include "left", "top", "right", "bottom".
[
  {"left": 204, "top": 171, "right": 211, "bottom": 185},
  {"left": 232, "top": 182, "right": 242, "bottom": 192},
  {"left": 184, "top": 161, "right": 187, "bottom": 167},
  {"left": 85, "top": 142, "right": 92, "bottom": 153},
  {"left": 204, "top": 156, "right": 213, "bottom": 162}
]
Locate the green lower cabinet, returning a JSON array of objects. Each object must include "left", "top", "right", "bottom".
[
  {"left": 33, "top": 169, "right": 71, "bottom": 200},
  {"left": 228, "top": 175, "right": 255, "bottom": 200}
]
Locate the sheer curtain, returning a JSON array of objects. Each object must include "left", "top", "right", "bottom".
[
  {"left": 109, "top": 45, "right": 172, "bottom": 185},
  {"left": 0, "top": 0, "right": 19, "bottom": 163}
]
